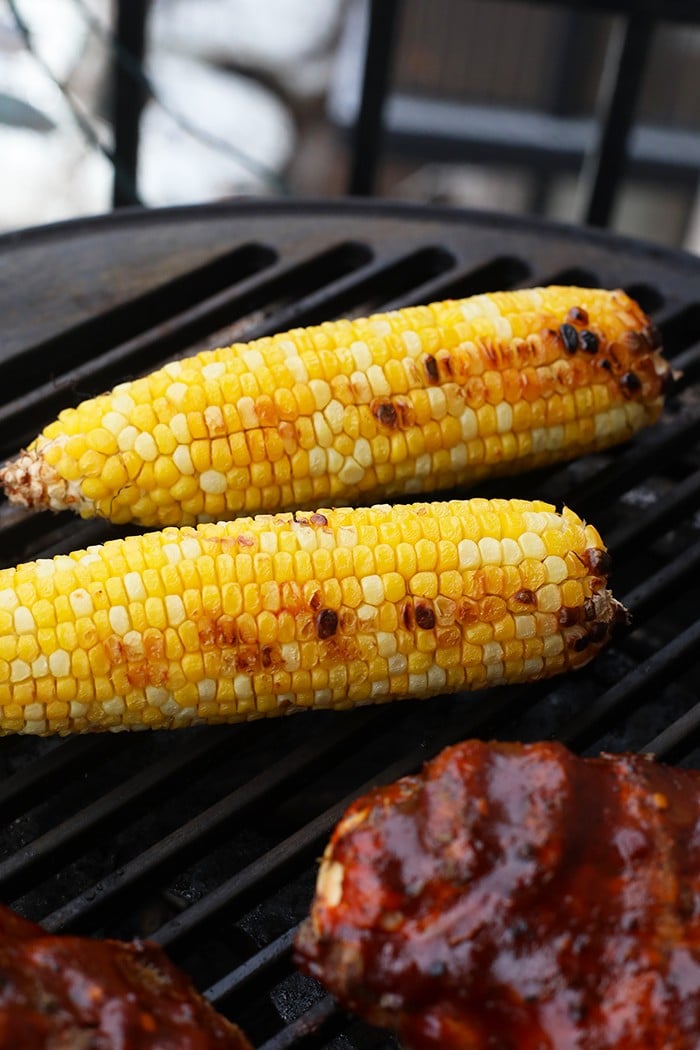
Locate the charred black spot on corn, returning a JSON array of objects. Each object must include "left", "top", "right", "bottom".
[
  {"left": 620, "top": 371, "right": 642, "bottom": 395},
  {"left": 559, "top": 324, "right": 579, "bottom": 353},
  {"left": 567, "top": 306, "right": 589, "bottom": 325},
  {"left": 424, "top": 355, "right": 439, "bottom": 383},
  {"left": 372, "top": 399, "right": 399, "bottom": 428},
  {"left": 317, "top": 609, "right": 339, "bottom": 639},
  {"left": 415, "top": 604, "right": 436, "bottom": 630},
  {"left": 515, "top": 589, "right": 536, "bottom": 605},
  {"left": 579, "top": 330, "right": 599, "bottom": 354},
  {"left": 583, "top": 548, "right": 612, "bottom": 576}
]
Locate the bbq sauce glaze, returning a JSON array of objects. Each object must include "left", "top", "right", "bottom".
[
  {"left": 0, "top": 904, "right": 250, "bottom": 1048},
  {"left": 296, "top": 740, "right": 700, "bottom": 1049}
]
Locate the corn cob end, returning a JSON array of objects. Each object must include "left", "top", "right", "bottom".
[{"left": 1, "top": 442, "right": 86, "bottom": 515}]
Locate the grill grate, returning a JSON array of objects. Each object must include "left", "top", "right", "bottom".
[{"left": 1, "top": 199, "right": 700, "bottom": 1047}]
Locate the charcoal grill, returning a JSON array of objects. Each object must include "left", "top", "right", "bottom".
[{"left": 1, "top": 198, "right": 700, "bottom": 1048}]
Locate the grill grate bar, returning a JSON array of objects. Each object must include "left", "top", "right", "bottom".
[
  {"left": 0, "top": 736, "right": 124, "bottom": 822},
  {"left": 42, "top": 711, "right": 383, "bottom": 933},
  {"left": 562, "top": 618, "right": 700, "bottom": 752},
  {"left": 0, "top": 246, "right": 466, "bottom": 459},
  {"left": 643, "top": 702, "right": 700, "bottom": 760},
  {"left": 0, "top": 727, "right": 239, "bottom": 898},
  {"left": 151, "top": 685, "right": 542, "bottom": 951},
  {"left": 258, "top": 996, "right": 337, "bottom": 1050},
  {"left": 189, "top": 247, "right": 453, "bottom": 342},
  {"left": 667, "top": 342, "right": 700, "bottom": 382},
  {"left": 205, "top": 926, "right": 297, "bottom": 1007},
  {"left": 622, "top": 536, "right": 700, "bottom": 621},
  {"left": 538, "top": 407, "right": 700, "bottom": 513},
  {"left": 0, "top": 242, "right": 277, "bottom": 385},
  {"left": 378, "top": 256, "right": 531, "bottom": 311},
  {"left": 603, "top": 467, "right": 700, "bottom": 554},
  {"left": 0, "top": 245, "right": 380, "bottom": 456}
]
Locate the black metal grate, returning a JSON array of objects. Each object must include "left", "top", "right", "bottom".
[{"left": 1, "top": 199, "right": 700, "bottom": 1048}]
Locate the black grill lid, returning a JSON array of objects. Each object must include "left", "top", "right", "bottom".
[{"left": 1, "top": 199, "right": 700, "bottom": 1048}]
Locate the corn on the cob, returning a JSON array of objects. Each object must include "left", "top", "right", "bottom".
[
  {"left": 0, "top": 287, "right": 669, "bottom": 528},
  {"left": 0, "top": 498, "right": 625, "bottom": 736}
]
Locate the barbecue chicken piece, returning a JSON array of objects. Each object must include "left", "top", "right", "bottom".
[
  {"left": 0, "top": 902, "right": 250, "bottom": 1048},
  {"left": 0, "top": 287, "right": 669, "bottom": 527},
  {"left": 296, "top": 739, "right": 700, "bottom": 1049},
  {"left": 0, "top": 498, "right": 625, "bottom": 735}
]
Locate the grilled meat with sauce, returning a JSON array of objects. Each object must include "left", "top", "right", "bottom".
[
  {"left": 0, "top": 903, "right": 250, "bottom": 1048},
  {"left": 296, "top": 739, "right": 700, "bottom": 1049}
]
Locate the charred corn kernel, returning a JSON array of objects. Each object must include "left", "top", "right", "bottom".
[
  {"left": 0, "top": 498, "right": 626, "bottom": 736},
  {"left": 2, "top": 290, "right": 669, "bottom": 526}
]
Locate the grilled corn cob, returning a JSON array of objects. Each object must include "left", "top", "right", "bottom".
[
  {"left": 0, "top": 498, "right": 625, "bottom": 736},
  {"left": 0, "top": 287, "right": 668, "bottom": 528}
]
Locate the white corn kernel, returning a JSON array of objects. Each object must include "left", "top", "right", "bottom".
[
  {"left": 544, "top": 555, "right": 568, "bottom": 584},
  {"left": 367, "top": 365, "right": 390, "bottom": 396},
  {"left": 310, "top": 379, "right": 331, "bottom": 410},
  {"left": 166, "top": 382, "right": 188, "bottom": 406},
  {"left": 427, "top": 386, "right": 447, "bottom": 419},
  {"left": 325, "top": 399, "right": 345, "bottom": 433},
  {"left": 170, "top": 414, "right": 191, "bottom": 443},
  {"left": 537, "top": 584, "right": 562, "bottom": 613},
  {"left": 501, "top": 538, "right": 523, "bottom": 565},
  {"left": 514, "top": 615, "right": 536, "bottom": 639},
  {"left": 165, "top": 595, "right": 186, "bottom": 626},
  {"left": 354, "top": 438, "right": 372, "bottom": 468},
  {"left": 339, "top": 459, "right": 364, "bottom": 486},
  {"left": 124, "top": 573, "right": 146, "bottom": 602},
  {"left": 460, "top": 407, "right": 478, "bottom": 440},
  {"left": 108, "top": 606, "right": 130, "bottom": 635},
  {"left": 202, "top": 361, "right": 226, "bottom": 380},
  {"left": 426, "top": 664, "right": 447, "bottom": 691},
  {"left": 102, "top": 411, "right": 128, "bottom": 435},
  {"left": 519, "top": 531, "right": 547, "bottom": 559},
  {"left": 361, "top": 575, "right": 385, "bottom": 605},
  {"left": 309, "top": 448, "right": 327, "bottom": 477},
  {"left": 401, "top": 330, "right": 421, "bottom": 356},
  {"left": 200, "top": 470, "right": 228, "bottom": 494},
  {"left": 180, "top": 538, "right": 202, "bottom": 560},
  {"left": 31, "top": 656, "right": 48, "bottom": 677},
  {"left": 198, "top": 679, "right": 217, "bottom": 701},
  {"left": 173, "top": 445, "right": 195, "bottom": 475},
  {"left": 478, "top": 537, "right": 502, "bottom": 565},
  {"left": 351, "top": 341, "right": 372, "bottom": 370},
  {"left": 49, "top": 650, "right": 70, "bottom": 677},
  {"left": 496, "top": 402, "right": 513, "bottom": 433},
  {"left": 10, "top": 659, "right": 30, "bottom": 682},
  {"left": 134, "top": 433, "right": 158, "bottom": 462},
  {"left": 377, "top": 632, "right": 397, "bottom": 657},
  {"left": 238, "top": 397, "right": 257, "bottom": 429},
  {"left": 458, "top": 539, "right": 480, "bottom": 569},
  {"left": 13, "top": 607, "right": 35, "bottom": 634},
  {"left": 233, "top": 674, "right": 254, "bottom": 701},
  {"left": 112, "top": 392, "right": 135, "bottom": 415}
]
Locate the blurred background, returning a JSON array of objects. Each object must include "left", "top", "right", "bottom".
[{"left": 1, "top": 0, "right": 699, "bottom": 249}]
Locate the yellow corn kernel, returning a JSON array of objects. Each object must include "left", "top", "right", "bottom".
[
  {"left": 1, "top": 288, "right": 668, "bottom": 527},
  {"left": 0, "top": 498, "right": 623, "bottom": 735}
]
